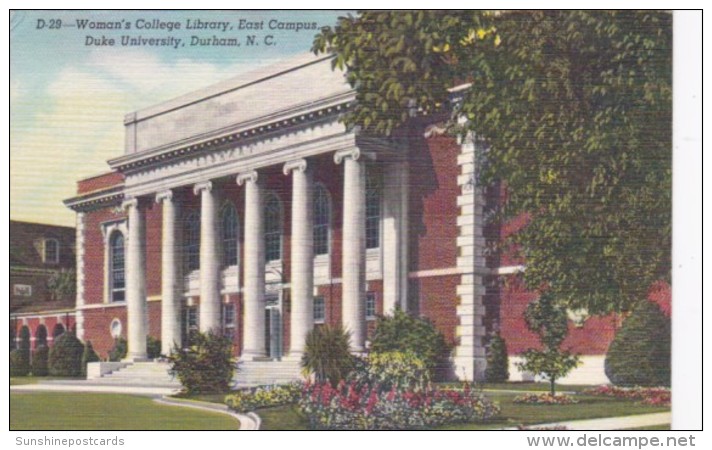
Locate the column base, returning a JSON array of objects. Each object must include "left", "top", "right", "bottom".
[{"left": 240, "top": 350, "right": 268, "bottom": 361}]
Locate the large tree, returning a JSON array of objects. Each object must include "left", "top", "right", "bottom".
[{"left": 313, "top": 11, "right": 671, "bottom": 315}]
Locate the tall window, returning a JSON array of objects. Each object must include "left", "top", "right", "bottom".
[
  {"left": 221, "top": 203, "right": 239, "bottom": 267},
  {"left": 222, "top": 303, "right": 236, "bottom": 340},
  {"left": 366, "top": 170, "right": 381, "bottom": 249},
  {"left": 184, "top": 212, "right": 200, "bottom": 272},
  {"left": 44, "top": 238, "right": 59, "bottom": 263},
  {"left": 313, "top": 295, "right": 326, "bottom": 323},
  {"left": 264, "top": 193, "right": 282, "bottom": 262},
  {"left": 313, "top": 184, "right": 331, "bottom": 256},
  {"left": 110, "top": 231, "right": 125, "bottom": 302},
  {"left": 184, "top": 305, "right": 199, "bottom": 345},
  {"left": 366, "top": 292, "right": 377, "bottom": 320}
]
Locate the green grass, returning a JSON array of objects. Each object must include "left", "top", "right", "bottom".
[
  {"left": 436, "top": 393, "right": 670, "bottom": 430},
  {"left": 621, "top": 424, "right": 671, "bottom": 431},
  {"left": 10, "top": 392, "right": 240, "bottom": 430},
  {"left": 10, "top": 376, "right": 80, "bottom": 386},
  {"left": 258, "top": 405, "right": 308, "bottom": 430},
  {"left": 172, "top": 393, "right": 229, "bottom": 404}
]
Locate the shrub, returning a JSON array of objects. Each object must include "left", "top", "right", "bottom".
[
  {"left": 516, "top": 293, "right": 580, "bottom": 395},
  {"left": 81, "top": 341, "right": 100, "bottom": 377},
  {"left": 48, "top": 333, "right": 84, "bottom": 377},
  {"left": 147, "top": 336, "right": 162, "bottom": 359},
  {"left": 167, "top": 331, "right": 235, "bottom": 394},
  {"left": 32, "top": 345, "right": 49, "bottom": 376},
  {"left": 108, "top": 337, "right": 127, "bottom": 362},
  {"left": 370, "top": 309, "right": 450, "bottom": 378},
  {"left": 605, "top": 301, "right": 671, "bottom": 387},
  {"left": 485, "top": 333, "right": 510, "bottom": 383},
  {"left": 10, "top": 349, "right": 30, "bottom": 376},
  {"left": 225, "top": 383, "right": 303, "bottom": 413},
  {"left": 513, "top": 393, "right": 579, "bottom": 405},
  {"left": 357, "top": 351, "right": 430, "bottom": 391},
  {"left": 583, "top": 385, "right": 671, "bottom": 406},
  {"left": 299, "top": 381, "right": 499, "bottom": 430},
  {"left": 301, "top": 325, "right": 354, "bottom": 386}
]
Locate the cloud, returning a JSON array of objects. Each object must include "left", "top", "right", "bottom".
[{"left": 11, "top": 49, "right": 270, "bottom": 226}]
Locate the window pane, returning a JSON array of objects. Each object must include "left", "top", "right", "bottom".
[
  {"left": 366, "top": 292, "right": 376, "bottom": 319},
  {"left": 366, "top": 171, "right": 381, "bottom": 249},
  {"left": 313, "top": 296, "right": 325, "bottom": 322},
  {"left": 184, "top": 212, "right": 200, "bottom": 271},
  {"left": 264, "top": 194, "right": 282, "bottom": 261},
  {"left": 111, "top": 232, "right": 125, "bottom": 302},
  {"left": 313, "top": 186, "right": 330, "bottom": 255},
  {"left": 221, "top": 204, "right": 238, "bottom": 267}
]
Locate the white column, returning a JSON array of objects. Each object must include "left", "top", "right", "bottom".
[
  {"left": 335, "top": 148, "right": 366, "bottom": 352},
  {"left": 237, "top": 171, "right": 266, "bottom": 359},
  {"left": 123, "top": 197, "right": 147, "bottom": 361},
  {"left": 156, "top": 190, "right": 182, "bottom": 354},
  {"left": 284, "top": 159, "right": 314, "bottom": 358},
  {"left": 194, "top": 181, "right": 221, "bottom": 333},
  {"left": 383, "top": 159, "right": 410, "bottom": 314},
  {"left": 75, "top": 212, "right": 86, "bottom": 341}
]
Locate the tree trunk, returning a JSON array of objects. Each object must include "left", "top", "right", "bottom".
[{"left": 550, "top": 377, "right": 556, "bottom": 396}]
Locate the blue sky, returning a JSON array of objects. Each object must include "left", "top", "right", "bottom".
[{"left": 10, "top": 10, "right": 349, "bottom": 226}]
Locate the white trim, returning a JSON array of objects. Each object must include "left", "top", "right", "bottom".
[
  {"left": 408, "top": 267, "right": 462, "bottom": 279},
  {"left": 493, "top": 265, "right": 526, "bottom": 275},
  {"left": 102, "top": 221, "right": 128, "bottom": 304}
]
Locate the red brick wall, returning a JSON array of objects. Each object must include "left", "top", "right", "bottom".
[
  {"left": 12, "top": 315, "right": 75, "bottom": 350},
  {"left": 77, "top": 172, "right": 123, "bottom": 194},
  {"left": 408, "top": 135, "right": 460, "bottom": 272},
  {"left": 84, "top": 207, "right": 126, "bottom": 305},
  {"left": 411, "top": 274, "right": 460, "bottom": 347},
  {"left": 82, "top": 307, "right": 127, "bottom": 358}
]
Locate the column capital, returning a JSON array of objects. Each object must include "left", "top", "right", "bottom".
[
  {"left": 283, "top": 159, "right": 308, "bottom": 176},
  {"left": 155, "top": 190, "right": 173, "bottom": 204},
  {"left": 121, "top": 197, "right": 139, "bottom": 211},
  {"left": 193, "top": 181, "right": 213, "bottom": 195},
  {"left": 334, "top": 148, "right": 361, "bottom": 165},
  {"left": 236, "top": 170, "right": 259, "bottom": 186}
]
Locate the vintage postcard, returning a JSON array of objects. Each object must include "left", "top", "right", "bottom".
[{"left": 8, "top": 9, "right": 701, "bottom": 436}]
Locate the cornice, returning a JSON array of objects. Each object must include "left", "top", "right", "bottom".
[
  {"left": 63, "top": 185, "right": 124, "bottom": 212},
  {"left": 109, "top": 94, "right": 354, "bottom": 173}
]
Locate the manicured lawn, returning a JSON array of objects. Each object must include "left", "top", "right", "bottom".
[
  {"left": 623, "top": 425, "right": 671, "bottom": 431},
  {"left": 259, "top": 405, "right": 309, "bottom": 430},
  {"left": 10, "top": 376, "right": 80, "bottom": 386},
  {"left": 436, "top": 393, "right": 670, "bottom": 430},
  {"left": 10, "top": 392, "right": 240, "bottom": 430}
]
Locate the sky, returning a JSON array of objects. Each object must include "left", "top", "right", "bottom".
[{"left": 10, "top": 10, "right": 349, "bottom": 226}]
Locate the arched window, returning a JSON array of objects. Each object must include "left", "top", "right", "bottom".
[
  {"left": 313, "top": 184, "right": 331, "bottom": 256},
  {"left": 264, "top": 193, "right": 282, "bottom": 262},
  {"left": 184, "top": 211, "right": 200, "bottom": 272},
  {"left": 221, "top": 203, "right": 239, "bottom": 267},
  {"left": 109, "top": 231, "right": 125, "bottom": 302},
  {"left": 52, "top": 323, "right": 65, "bottom": 339},
  {"left": 35, "top": 325, "right": 48, "bottom": 348},
  {"left": 366, "top": 170, "right": 381, "bottom": 249}
]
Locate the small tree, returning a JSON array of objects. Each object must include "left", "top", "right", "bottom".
[
  {"left": 370, "top": 309, "right": 450, "bottom": 378},
  {"left": 302, "top": 325, "right": 354, "bottom": 386},
  {"left": 46, "top": 268, "right": 76, "bottom": 302},
  {"left": 32, "top": 345, "right": 50, "bottom": 376},
  {"left": 605, "top": 301, "right": 671, "bottom": 387},
  {"left": 485, "top": 333, "right": 510, "bottom": 383},
  {"left": 516, "top": 293, "right": 580, "bottom": 395},
  {"left": 48, "top": 332, "right": 84, "bottom": 377},
  {"left": 167, "top": 331, "right": 234, "bottom": 394},
  {"left": 108, "top": 337, "right": 127, "bottom": 362},
  {"left": 81, "top": 341, "right": 100, "bottom": 377}
]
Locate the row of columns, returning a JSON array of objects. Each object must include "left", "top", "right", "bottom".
[{"left": 122, "top": 148, "right": 368, "bottom": 361}]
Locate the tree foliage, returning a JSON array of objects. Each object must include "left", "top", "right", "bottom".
[
  {"left": 314, "top": 11, "right": 671, "bottom": 314},
  {"left": 484, "top": 333, "right": 509, "bottom": 383},
  {"left": 167, "top": 331, "right": 235, "bottom": 394},
  {"left": 47, "top": 268, "right": 76, "bottom": 302},
  {"left": 516, "top": 293, "right": 579, "bottom": 395},
  {"left": 48, "top": 332, "right": 84, "bottom": 377}
]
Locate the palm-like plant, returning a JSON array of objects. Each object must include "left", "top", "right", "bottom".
[{"left": 301, "top": 325, "right": 354, "bottom": 386}]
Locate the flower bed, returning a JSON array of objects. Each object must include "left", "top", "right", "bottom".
[
  {"left": 299, "top": 381, "right": 500, "bottom": 430},
  {"left": 583, "top": 385, "right": 670, "bottom": 407},
  {"left": 225, "top": 383, "right": 302, "bottom": 413},
  {"left": 513, "top": 393, "right": 579, "bottom": 405}
]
